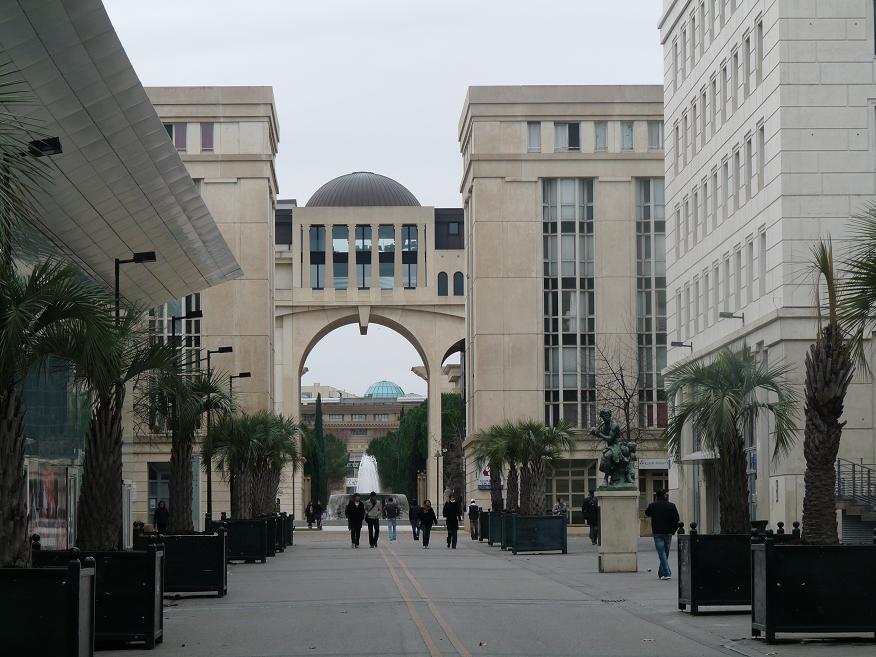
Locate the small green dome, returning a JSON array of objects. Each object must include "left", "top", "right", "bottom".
[{"left": 364, "top": 380, "right": 405, "bottom": 398}]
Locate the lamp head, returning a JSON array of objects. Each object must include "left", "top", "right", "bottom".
[
  {"left": 185, "top": 309, "right": 203, "bottom": 319},
  {"left": 28, "top": 137, "right": 62, "bottom": 157},
  {"left": 238, "top": 371, "right": 252, "bottom": 379},
  {"left": 217, "top": 346, "right": 233, "bottom": 354},
  {"left": 132, "top": 251, "right": 157, "bottom": 264}
]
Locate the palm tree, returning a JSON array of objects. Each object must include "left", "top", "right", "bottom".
[
  {"left": 249, "top": 411, "right": 301, "bottom": 517},
  {"left": 202, "top": 412, "right": 259, "bottom": 519},
  {"left": 664, "top": 347, "right": 798, "bottom": 534},
  {"left": 0, "top": 259, "right": 111, "bottom": 567},
  {"left": 492, "top": 421, "right": 525, "bottom": 512},
  {"left": 801, "top": 243, "right": 854, "bottom": 545},
  {"left": 50, "top": 308, "right": 176, "bottom": 550},
  {"left": 519, "top": 419, "right": 575, "bottom": 515},
  {"left": 471, "top": 425, "right": 506, "bottom": 512},
  {"left": 836, "top": 207, "right": 876, "bottom": 370}
]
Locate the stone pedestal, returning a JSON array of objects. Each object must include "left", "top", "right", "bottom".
[{"left": 597, "top": 487, "right": 640, "bottom": 573}]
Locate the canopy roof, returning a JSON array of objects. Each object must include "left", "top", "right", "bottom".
[{"left": 0, "top": 0, "right": 241, "bottom": 306}]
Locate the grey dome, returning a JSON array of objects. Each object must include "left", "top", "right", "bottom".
[{"left": 306, "top": 172, "right": 420, "bottom": 207}]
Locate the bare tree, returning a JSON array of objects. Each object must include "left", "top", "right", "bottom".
[{"left": 595, "top": 342, "right": 648, "bottom": 443}]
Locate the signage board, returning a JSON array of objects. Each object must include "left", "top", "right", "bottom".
[{"left": 638, "top": 458, "right": 671, "bottom": 470}]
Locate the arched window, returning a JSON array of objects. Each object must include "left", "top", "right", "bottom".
[
  {"left": 437, "top": 271, "right": 448, "bottom": 296},
  {"left": 453, "top": 271, "right": 464, "bottom": 296}
]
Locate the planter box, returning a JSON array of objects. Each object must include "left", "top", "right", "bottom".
[
  {"left": 260, "top": 516, "right": 277, "bottom": 557},
  {"left": 487, "top": 512, "right": 503, "bottom": 547},
  {"left": 34, "top": 546, "right": 164, "bottom": 649},
  {"left": 162, "top": 531, "right": 227, "bottom": 597},
  {"left": 751, "top": 539, "right": 876, "bottom": 643},
  {"left": 283, "top": 513, "right": 294, "bottom": 546},
  {"left": 478, "top": 509, "right": 489, "bottom": 542},
  {"left": 509, "top": 515, "right": 567, "bottom": 555},
  {"left": 501, "top": 512, "right": 514, "bottom": 550},
  {"left": 0, "top": 558, "right": 96, "bottom": 657},
  {"left": 225, "top": 519, "right": 270, "bottom": 563}
]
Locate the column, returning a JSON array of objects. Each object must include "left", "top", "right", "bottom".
[
  {"left": 348, "top": 224, "right": 357, "bottom": 290},
  {"left": 426, "top": 353, "right": 442, "bottom": 509}
]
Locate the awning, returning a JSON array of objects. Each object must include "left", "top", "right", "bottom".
[
  {"left": 680, "top": 449, "right": 718, "bottom": 463},
  {"left": 0, "top": 0, "right": 241, "bottom": 306}
]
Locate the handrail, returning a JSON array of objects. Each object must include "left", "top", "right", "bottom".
[{"left": 836, "top": 459, "right": 876, "bottom": 512}]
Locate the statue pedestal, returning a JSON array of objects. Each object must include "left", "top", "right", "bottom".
[{"left": 596, "top": 487, "right": 640, "bottom": 573}]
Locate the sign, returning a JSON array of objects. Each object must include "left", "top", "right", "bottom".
[
  {"left": 638, "top": 458, "right": 671, "bottom": 470},
  {"left": 478, "top": 466, "right": 499, "bottom": 490},
  {"left": 345, "top": 477, "right": 357, "bottom": 489}
]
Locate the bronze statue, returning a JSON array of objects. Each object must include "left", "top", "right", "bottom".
[{"left": 589, "top": 409, "right": 637, "bottom": 488}]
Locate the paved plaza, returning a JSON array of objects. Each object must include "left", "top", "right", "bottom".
[{"left": 108, "top": 530, "right": 875, "bottom": 657}]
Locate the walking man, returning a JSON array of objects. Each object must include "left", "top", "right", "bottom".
[
  {"left": 645, "top": 489, "right": 680, "bottom": 580},
  {"left": 315, "top": 499, "right": 324, "bottom": 529},
  {"left": 443, "top": 494, "right": 462, "bottom": 549},
  {"left": 364, "top": 491, "right": 382, "bottom": 548},
  {"left": 418, "top": 500, "right": 437, "bottom": 548},
  {"left": 583, "top": 490, "right": 600, "bottom": 545},
  {"left": 384, "top": 496, "right": 399, "bottom": 541},
  {"left": 467, "top": 499, "right": 479, "bottom": 540},
  {"left": 552, "top": 496, "right": 568, "bottom": 519},
  {"left": 305, "top": 500, "right": 315, "bottom": 529},
  {"left": 409, "top": 498, "right": 421, "bottom": 541},
  {"left": 345, "top": 494, "right": 365, "bottom": 548}
]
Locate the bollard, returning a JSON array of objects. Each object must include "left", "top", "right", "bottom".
[
  {"left": 677, "top": 521, "right": 685, "bottom": 535},
  {"left": 776, "top": 521, "right": 785, "bottom": 535},
  {"left": 30, "top": 533, "right": 41, "bottom": 551},
  {"left": 792, "top": 521, "right": 801, "bottom": 539},
  {"left": 689, "top": 522, "right": 698, "bottom": 535}
]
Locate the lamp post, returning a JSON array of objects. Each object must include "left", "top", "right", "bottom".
[
  {"left": 229, "top": 371, "right": 251, "bottom": 399},
  {"left": 205, "top": 345, "right": 233, "bottom": 523},
  {"left": 170, "top": 309, "right": 203, "bottom": 356},
  {"left": 718, "top": 311, "right": 745, "bottom": 325},
  {"left": 114, "top": 251, "right": 156, "bottom": 322},
  {"left": 670, "top": 341, "right": 693, "bottom": 351},
  {"left": 434, "top": 447, "right": 447, "bottom": 518}
]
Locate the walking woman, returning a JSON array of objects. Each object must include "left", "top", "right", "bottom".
[
  {"left": 364, "top": 491, "right": 382, "bottom": 548},
  {"left": 305, "top": 500, "right": 315, "bottom": 529},
  {"left": 418, "top": 499, "right": 438, "bottom": 549},
  {"left": 345, "top": 493, "right": 366, "bottom": 548}
]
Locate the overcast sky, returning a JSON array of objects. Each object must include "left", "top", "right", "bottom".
[{"left": 104, "top": 0, "right": 664, "bottom": 396}]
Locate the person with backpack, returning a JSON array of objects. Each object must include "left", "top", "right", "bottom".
[
  {"left": 645, "top": 489, "right": 680, "bottom": 580},
  {"left": 345, "top": 494, "right": 365, "bottom": 548},
  {"left": 384, "top": 496, "right": 400, "bottom": 541},
  {"left": 467, "top": 499, "right": 479, "bottom": 540},
  {"left": 409, "top": 499, "right": 421, "bottom": 540},
  {"left": 582, "top": 491, "right": 599, "bottom": 545},
  {"left": 364, "top": 491, "right": 382, "bottom": 548},
  {"left": 418, "top": 499, "right": 438, "bottom": 549}
]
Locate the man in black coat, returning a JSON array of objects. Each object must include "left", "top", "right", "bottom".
[
  {"left": 443, "top": 494, "right": 462, "bottom": 549},
  {"left": 409, "top": 499, "right": 421, "bottom": 540},
  {"left": 345, "top": 494, "right": 366, "bottom": 548},
  {"left": 645, "top": 489, "right": 680, "bottom": 580},
  {"left": 467, "top": 499, "right": 479, "bottom": 540}
]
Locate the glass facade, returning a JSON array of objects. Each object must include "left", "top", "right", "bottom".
[
  {"left": 355, "top": 225, "right": 371, "bottom": 288},
  {"left": 148, "top": 293, "right": 203, "bottom": 372},
  {"left": 309, "top": 225, "right": 326, "bottom": 289},
  {"left": 545, "top": 459, "right": 598, "bottom": 524},
  {"left": 332, "top": 225, "right": 349, "bottom": 289},
  {"left": 378, "top": 224, "right": 394, "bottom": 289},
  {"left": 401, "top": 224, "right": 418, "bottom": 288},
  {"left": 543, "top": 178, "right": 595, "bottom": 428},
  {"left": 636, "top": 178, "right": 668, "bottom": 428}
]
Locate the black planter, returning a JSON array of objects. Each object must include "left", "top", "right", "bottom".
[
  {"left": 478, "top": 509, "right": 489, "bottom": 542},
  {"left": 501, "top": 512, "right": 515, "bottom": 550},
  {"left": 487, "top": 511, "right": 503, "bottom": 547},
  {"left": 751, "top": 536, "right": 876, "bottom": 643},
  {"left": 161, "top": 530, "right": 227, "bottom": 596},
  {"left": 509, "top": 514, "right": 567, "bottom": 555},
  {"left": 34, "top": 546, "right": 164, "bottom": 649},
  {"left": 257, "top": 515, "right": 278, "bottom": 557},
  {"left": 677, "top": 522, "right": 800, "bottom": 615},
  {"left": 0, "top": 557, "right": 96, "bottom": 657},
  {"left": 285, "top": 514, "right": 295, "bottom": 546},
  {"left": 224, "top": 519, "right": 270, "bottom": 563},
  {"left": 273, "top": 514, "right": 285, "bottom": 552}
]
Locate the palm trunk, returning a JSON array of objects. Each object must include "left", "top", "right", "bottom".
[
  {"left": 0, "top": 388, "right": 29, "bottom": 567},
  {"left": 250, "top": 467, "right": 273, "bottom": 517},
  {"left": 168, "top": 427, "right": 194, "bottom": 532},
  {"left": 528, "top": 461, "right": 548, "bottom": 515},
  {"left": 231, "top": 468, "right": 251, "bottom": 519},
  {"left": 78, "top": 399, "right": 123, "bottom": 550},
  {"left": 518, "top": 465, "right": 532, "bottom": 515},
  {"left": 506, "top": 462, "right": 519, "bottom": 512},
  {"left": 717, "top": 430, "right": 749, "bottom": 534},
  {"left": 802, "top": 325, "right": 852, "bottom": 545},
  {"left": 489, "top": 459, "right": 503, "bottom": 512}
]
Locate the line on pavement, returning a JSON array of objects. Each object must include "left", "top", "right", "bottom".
[
  {"left": 386, "top": 545, "right": 473, "bottom": 657},
  {"left": 379, "top": 547, "right": 444, "bottom": 657}
]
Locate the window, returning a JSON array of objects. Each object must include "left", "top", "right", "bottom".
[
  {"left": 164, "top": 123, "right": 186, "bottom": 150},
  {"left": 595, "top": 122, "right": 608, "bottom": 151},
  {"left": 700, "top": 89, "right": 707, "bottom": 148},
  {"left": 332, "top": 225, "right": 349, "bottom": 289},
  {"left": 733, "top": 149, "right": 741, "bottom": 212},
  {"left": 378, "top": 225, "right": 394, "bottom": 289},
  {"left": 723, "top": 257, "right": 731, "bottom": 312},
  {"left": 745, "top": 137, "right": 753, "bottom": 203},
  {"left": 757, "top": 124, "right": 765, "bottom": 191},
  {"left": 375, "top": 414, "right": 390, "bottom": 421},
  {"left": 721, "top": 63, "right": 729, "bottom": 122},
  {"left": 682, "top": 113, "right": 688, "bottom": 165},
  {"left": 756, "top": 19, "right": 764, "bottom": 84},
  {"left": 694, "top": 278, "right": 700, "bottom": 334},
  {"left": 721, "top": 160, "right": 729, "bottom": 222},
  {"left": 437, "top": 271, "right": 448, "bottom": 296},
  {"left": 743, "top": 34, "right": 751, "bottom": 98},
  {"left": 691, "top": 103, "right": 698, "bottom": 156},
  {"left": 453, "top": 271, "right": 464, "bottom": 296},
  {"left": 351, "top": 414, "right": 366, "bottom": 422},
  {"left": 710, "top": 76, "right": 718, "bottom": 135},
  {"left": 732, "top": 50, "right": 739, "bottom": 111},
  {"left": 448, "top": 222, "right": 460, "bottom": 235},
  {"left": 692, "top": 188, "right": 699, "bottom": 244},
  {"left": 698, "top": 2, "right": 706, "bottom": 56},
  {"left": 746, "top": 241, "right": 754, "bottom": 304},
  {"left": 704, "top": 271, "right": 711, "bottom": 326},
  {"left": 681, "top": 29, "right": 688, "bottom": 79},
  {"left": 648, "top": 121, "right": 663, "bottom": 150},
  {"left": 622, "top": 121, "right": 634, "bottom": 151},
  {"left": 673, "top": 40, "right": 679, "bottom": 91},
  {"left": 356, "top": 225, "right": 372, "bottom": 288},
  {"left": 309, "top": 225, "right": 326, "bottom": 289},
  {"left": 683, "top": 197, "right": 690, "bottom": 253},
  {"left": 327, "top": 414, "right": 343, "bottom": 422},
  {"left": 148, "top": 293, "right": 202, "bottom": 373},
  {"left": 711, "top": 169, "right": 719, "bottom": 231},
  {"left": 713, "top": 263, "right": 720, "bottom": 323},
  {"left": 200, "top": 122, "right": 213, "bottom": 152},
  {"left": 690, "top": 14, "right": 697, "bottom": 64},
  {"left": 759, "top": 231, "right": 767, "bottom": 297},
  {"left": 401, "top": 224, "right": 418, "bottom": 288},
  {"left": 702, "top": 178, "right": 710, "bottom": 236},
  {"left": 303, "top": 413, "right": 315, "bottom": 423},
  {"left": 684, "top": 284, "right": 691, "bottom": 339},
  {"left": 555, "top": 122, "right": 580, "bottom": 151},
  {"left": 675, "top": 289, "right": 682, "bottom": 340},
  {"left": 675, "top": 206, "right": 681, "bottom": 258},
  {"left": 719, "top": 0, "right": 726, "bottom": 26},
  {"left": 674, "top": 123, "right": 681, "bottom": 174},
  {"left": 527, "top": 121, "right": 541, "bottom": 152},
  {"left": 351, "top": 428, "right": 368, "bottom": 436}
]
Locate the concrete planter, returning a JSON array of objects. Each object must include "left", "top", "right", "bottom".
[
  {"left": 34, "top": 546, "right": 164, "bottom": 649},
  {"left": 0, "top": 558, "right": 96, "bottom": 657},
  {"left": 509, "top": 514, "right": 567, "bottom": 555},
  {"left": 751, "top": 536, "right": 876, "bottom": 643}
]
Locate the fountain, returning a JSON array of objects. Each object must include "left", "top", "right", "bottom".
[{"left": 324, "top": 454, "right": 409, "bottom": 521}]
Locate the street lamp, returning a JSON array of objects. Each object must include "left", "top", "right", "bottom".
[
  {"left": 670, "top": 341, "right": 693, "bottom": 351},
  {"left": 205, "top": 345, "right": 233, "bottom": 523},
  {"left": 718, "top": 311, "right": 744, "bottom": 324},
  {"left": 229, "top": 371, "right": 251, "bottom": 398},
  {"left": 114, "top": 251, "right": 156, "bottom": 322},
  {"left": 434, "top": 447, "right": 447, "bottom": 518}
]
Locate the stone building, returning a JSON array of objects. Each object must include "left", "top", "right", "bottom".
[
  {"left": 660, "top": 0, "right": 876, "bottom": 538},
  {"left": 458, "top": 86, "right": 671, "bottom": 526}
]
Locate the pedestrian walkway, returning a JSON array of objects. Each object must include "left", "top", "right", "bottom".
[{"left": 108, "top": 530, "right": 876, "bottom": 657}]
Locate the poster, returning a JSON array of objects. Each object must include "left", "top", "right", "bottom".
[{"left": 28, "top": 462, "right": 69, "bottom": 550}]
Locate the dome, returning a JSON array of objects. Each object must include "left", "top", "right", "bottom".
[
  {"left": 364, "top": 380, "right": 405, "bottom": 399},
  {"left": 306, "top": 172, "right": 420, "bottom": 207}
]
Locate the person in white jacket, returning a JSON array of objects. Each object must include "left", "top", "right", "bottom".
[{"left": 364, "top": 492, "right": 383, "bottom": 548}]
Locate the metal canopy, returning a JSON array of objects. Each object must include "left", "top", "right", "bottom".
[{"left": 0, "top": 0, "right": 241, "bottom": 306}]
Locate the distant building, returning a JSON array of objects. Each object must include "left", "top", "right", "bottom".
[{"left": 301, "top": 382, "right": 356, "bottom": 399}]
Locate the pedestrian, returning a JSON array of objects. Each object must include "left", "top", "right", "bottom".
[
  {"left": 153, "top": 500, "right": 169, "bottom": 533},
  {"left": 345, "top": 493, "right": 365, "bottom": 548},
  {"left": 443, "top": 493, "right": 462, "bottom": 549},
  {"left": 384, "top": 496, "right": 400, "bottom": 541},
  {"left": 409, "top": 498, "right": 421, "bottom": 540},
  {"left": 645, "top": 489, "right": 680, "bottom": 580},
  {"left": 364, "top": 491, "right": 382, "bottom": 548},
  {"left": 305, "top": 499, "right": 315, "bottom": 529},
  {"left": 582, "top": 491, "right": 599, "bottom": 545},
  {"left": 418, "top": 499, "right": 437, "bottom": 549},
  {"left": 315, "top": 499, "right": 324, "bottom": 529},
  {"left": 467, "top": 499, "right": 479, "bottom": 540},
  {"left": 552, "top": 496, "right": 568, "bottom": 519}
]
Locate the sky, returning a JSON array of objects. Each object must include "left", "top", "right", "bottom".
[{"left": 103, "top": 0, "right": 664, "bottom": 396}]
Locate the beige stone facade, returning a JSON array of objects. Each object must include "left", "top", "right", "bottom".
[
  {"left": 458, "top": 86, "right": 670, "bottom": 525},
  {"left": 123, "top": 87, "right": 279, "bottom": 528}
]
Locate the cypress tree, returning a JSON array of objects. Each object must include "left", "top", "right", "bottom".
[{"left": 313, "top": 393, "right": 327, "bottom": 504}]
